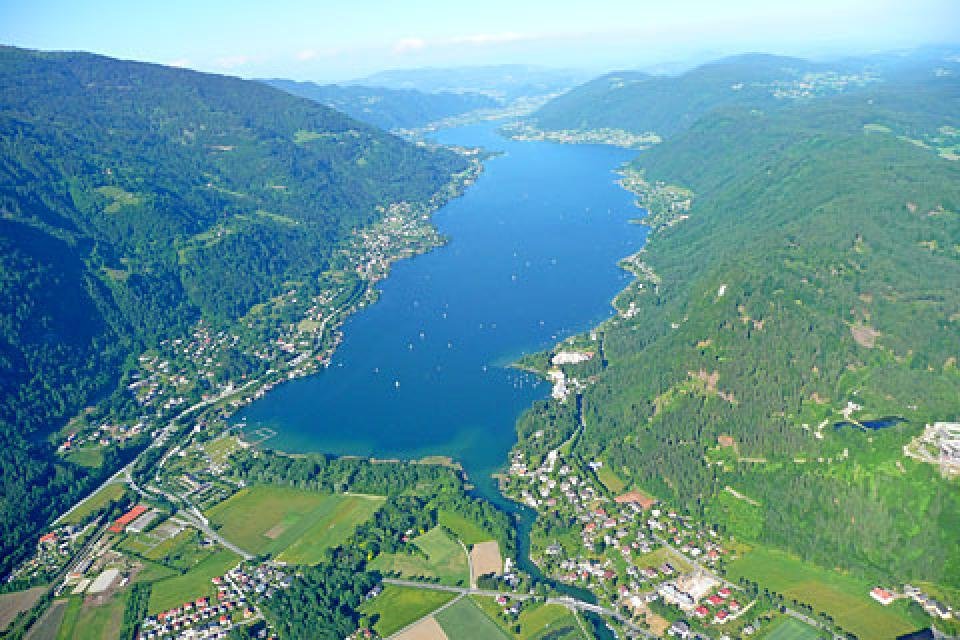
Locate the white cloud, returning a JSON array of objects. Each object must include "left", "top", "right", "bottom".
[
  {"left": 296, "top": 49, "right": 318, "bottom": 61},
  {"left": 393, "top": 37, "right": 427, "bottom": 54},
  {"left": 167, "top": 58, "right": 192, "bottom": 68}
]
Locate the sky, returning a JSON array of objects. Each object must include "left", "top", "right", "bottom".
[{"left": 2, "top": 0, "right": 959, "bottom": 82}]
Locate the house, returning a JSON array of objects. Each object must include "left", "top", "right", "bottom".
[
  {"left": 713, "top": 609, "right": 729, "bottom": 623},
  {"left": 693, "top": 606, "right": 709, "bottom": 618},
  {"left": 614, "top": 491, "right": 657, "bottom": 510},
  {"left": 38, "top": 532, "right": 57, "bottom": 546},
  {"left": 109, "top": 504, "right": 148, "bottom": 533},
  {"left": 708, "top": 594, "right": 725, "bottom": 606},
  {"left": 870, "top": 587, "right": 895, "bottom": 606},
  {"left": 668, "top": 620, "right": 692, "bottom": 638}
]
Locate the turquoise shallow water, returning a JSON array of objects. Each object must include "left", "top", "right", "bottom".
[{"left": 236, "top": 123, "right": 644, "bottom": 501}]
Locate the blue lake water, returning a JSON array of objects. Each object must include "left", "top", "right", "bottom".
[{"left": 236, "top": 123, "right": 644, "bottom": 501}]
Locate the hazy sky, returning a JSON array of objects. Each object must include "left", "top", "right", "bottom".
[{"left": 3, "top": 0, "right": 958, "bottom": 81}]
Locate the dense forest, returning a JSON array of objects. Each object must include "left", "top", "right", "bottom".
[
  {"left": 523, "top": 60, "right": 960, "bottom": 587},
  {"left": 523, "top": 50, "right": 960, "bottom": 139},
  {"left": 262, "top": 79, "right": 498, "bottom": 130},
  {"left": 526, "top": 54, "right": 834, "bottom": 136},
  {"left": 0, "top": 46, "right": 467, "bottom": 577}
]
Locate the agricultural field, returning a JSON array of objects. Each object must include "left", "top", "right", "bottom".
[
  {"left": 471, "top": 541, "right": 503, "bottom": 579},
  {"left": 24, "top": 598, "right": 67, "bottom": 640},
  {"left": 59, "top": 484, "right": 126, "bottom": 525},
  {"left": 64, "top": 447, "right": 103, "bottom": 469},
  {"left": 55, "top": 592, "right": 127, "bottom": 640},
  {"left": 370, "top": 527, "right": 469, "bottom": 585},
  {"left": 727, "top": 547, "right": 923, "bottom": 639},
  {"left": 140, "top": 529, "right": 212, "bottom": 570},
  {"left": 360, "top": 586, "right": 455, "bottom": 638},
  {"left": 471, "top": 598, "right": 585, "bottom": 640},
  {"left": 518, "top": 604, "right": 584, "bottom": 640},
  {"left": 147, "top": 549, "right": 239, "bottom": 614},
  {"left": 395, "top": 616, "right": 449, "bottom": 640},
  {"left": 276, "top": 494, "right": 384, "bottom": 565},
  {"left": 438, "top": 509, "right": 497, "bottom": 546},
  {"left": 0, "top": 587, "right": 46, "bottom": 632},
  {"left": 435, "top": 597, "right": 509, "bottom": 639},
  {"left": 205, "top": 485, "right": 382, "bottom": 561},
  {"left": 762, "top": 616, "right": 823, "bottom": 640},
  {"left": 203, "top": 435, "right": 242, "bottom": 466},
  {"left": 594, "top": 463, "right": 627, "bottom": 494}
]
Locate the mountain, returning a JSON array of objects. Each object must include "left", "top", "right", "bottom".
[
  {"left": 526, "top": 53, "right": 869, "bottom": 137},
  {"left": 261, "top": 79, "right": 498, "bottom": 130},
  {"left": 347, "top": 64, "right": 591, "bottom": 100},
  {"left": 0, "top": 46, "right": 467, "bottom": 576},
  {"left": 520, "top": 67, "right": 960, "bottom": 593}
]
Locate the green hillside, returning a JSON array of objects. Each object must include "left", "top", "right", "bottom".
[
  {"left": 527, "top": 54, "right": 847, "bottom": 136},
  {"left": 262, "top": 79, "right": 498, "bottom": 130},
  {"left": 0, "top": 46, "right": 467, "bottom": 577},
  {"left": 521, "top": 67, "right": 960, "bottom": 590}
]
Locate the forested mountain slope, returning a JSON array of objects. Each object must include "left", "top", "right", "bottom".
[
  {"left": 262, "top": 79, "right": 498, "bottom": 130},
  {"left": 0, "top": 46, "right": 466, "bottom": 576},
  {"left": 527, "top": 53, "right": 869, "bottom": 137},
  {"left": 529, "top": 71, "right": 960, "bottom": 588}
]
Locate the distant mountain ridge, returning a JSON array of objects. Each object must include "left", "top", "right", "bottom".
[
  {"left": 526, "top": 53, "right": 857, "bottom": 137},
  {"left": 261, "top": 79, "right": 498, "bottom": 130},
  {"left": 347, "top": 63, "right": 591, "bottom": 99}
]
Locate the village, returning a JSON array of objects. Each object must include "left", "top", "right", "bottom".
[
  {"left": 500, "top": 122, "right": 662, "bottom": 149},
  {"left": 51, "top": 155, "right": 483, "bottom": 474},
  {"left": 501, "top": 430, "right": 757, "bottom": 638}
]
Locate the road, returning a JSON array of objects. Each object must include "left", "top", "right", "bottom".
[
  {"left": 53, "top": 379, "right": 251, "bottom": 527},
  {"left": 458, "top": 538, "right": 475, "bottom": 589}
]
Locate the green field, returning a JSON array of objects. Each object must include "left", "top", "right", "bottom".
[
  {"left": 359, "top": 586, "right": 454, "bottom": 637},
  {"left": 138, "top": 529, "right": 212, "bottom": 570},
  {"left": 762, "top": 616, "right": 822, "bottom": 640},
  {"left": 522, "top": 607, "right": 584, "bottom": 640},
  {"left": 370, "top": 527, "right": 469, "bottom": 586},
  {"left": 436, "top": 597, "right": 509, "bottom": 639},
  {"left": 28, "top": 598, "right": 68, "bottom": 640},
  {"left": 727, "top": 547, "right": 921, "bottom": 639},
  {"left": 438, "top": 509, "right": 496, "bottom": 546},
  {"left": 203, "top": 435, "right": 241, "bottom": 466},
  {"left": 277, "top": 494, "right": 384, "bottom": 565},
  {"left": 148, "top": 549, "right": 239, "bottom": 614},
  {"left": 595, "top": 463, "right": 627, "bottom": 494},
  {"left": 64, "top": 447, "right": 103, "bottom": 469},
  {"left": 56, "top": 592, "right": 127, "bottom": 640},
  {"left": 205, "top": 485, "right": 383, "bottom": 562},
  {"left": 633, "top": 547, "right": 690, "bottom": 572},
  {"left": 471, "top": 597, "right": 585, "bottom": 640},
  {"left": 60, "top": 484, "right": 126, "bottom": 525}
]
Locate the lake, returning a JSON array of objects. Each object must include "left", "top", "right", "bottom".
[{"left": 236, "top": 123, "right": 644, "bottom": 502}]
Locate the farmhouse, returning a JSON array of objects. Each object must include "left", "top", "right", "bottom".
[
  {"left": 870, "top": 586, "right": 895, "bottom": 605},
  {"left": 614, "top": 491, "right": 657, "bottom": 510}
]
